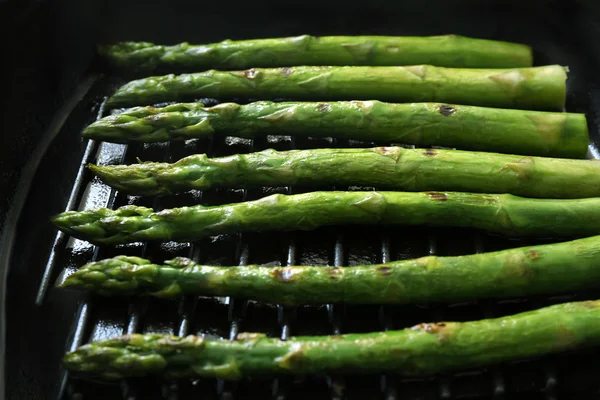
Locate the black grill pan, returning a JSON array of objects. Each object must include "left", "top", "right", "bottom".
[{"left": 4, "top": 1, "right": 600, "bottom": 399}]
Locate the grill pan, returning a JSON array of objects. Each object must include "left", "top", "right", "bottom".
[{"left": 5, "top": 0, "right": 600, "bottom": 399}]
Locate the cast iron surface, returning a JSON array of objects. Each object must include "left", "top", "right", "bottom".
[{"left": 5, "top": 1, "right": 600, "bottom": 399}]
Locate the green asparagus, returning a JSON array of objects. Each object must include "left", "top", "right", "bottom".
[
  {"left": 105, "top": 65, "right": 567, "bottom": 111},
  {"left": 88, "top": 147, "right": 599, "bottom": 197},
  {"left": 63, "top": 300, "right": 600, "bottom": 380},
  {"left": 51, "top": 191, "right": 600, "bottom": 246},
  {"left": 108, "top": 102, "right": 206, "bottom": 115},
  {"left": 59, "top": 235, "right": 600, "bottom": 305},
  {"left": 99, "top": 35, "right": 533, "bottom": 71},
  {"left": 83, "top": 101, "right": 588, "bottom": 158}
]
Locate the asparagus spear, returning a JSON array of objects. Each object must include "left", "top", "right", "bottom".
[
  {"left": 51, "top": 191, "right": 600, "bottom": 246},
  {"left": 59, "top": 235, "right": 600, "bottom": 305},
  {"left": 105, "top": 65, "right": 567, "bottom": 111},
  {"left": 108, "top": 102, "right": 206, "bottom": 116},
  {"left": 88, "top": 147, "right": 599, "bottom": 197},
  {"left": 83, "top": 101, "right": 588, "bottom": 158},
  {"left": 63, "top": 300, "right": 600, "bottom": 380},
  {"left": 99, "top": 35, "right": 533, "bottom": 71}
]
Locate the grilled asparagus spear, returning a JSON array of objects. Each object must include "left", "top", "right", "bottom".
[
  {"left": 105, "top": 65, "right": 567, "bottom": 111},
  {"left": 63, "top": 300, "right": 600, "bottom": 380},
  {"left": 51, "top": 191, "right": 600, "bottom": 246},
  {"left": 99, "top": 35, "right": 533, "bottom": 71},
  {"left": 108, "top": 102, "right": 206, "bottom": 115},
  {"left": 59, "top": 235, "right": 600, "bottom": 305},
  {"left": 83, "top": 101, "right": 588, "bottom": 158},
  {"left": 89, "top": 147, "right": 599, "bottom": 197}
]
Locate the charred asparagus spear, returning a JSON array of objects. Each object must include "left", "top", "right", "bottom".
[
  {"left": 59, "top": 235, "right": 600, "bottom": 305},
  {"left": 63, "top": 300, "right": 600, "bottom": 380},
  {"left": 51, "top": 191, "right": 600, "bottom": 246},
  {"left": 99, "top": 35, "right": 533, "bottom": 71},
  {"left": 83, "top": 101, "right": 588, "bottom": 158},
  {"left": 105, "top": 65, "right": 567, "bottom": 111},
  {"left": 89, "top": 147, "right": 599, "bottom": 197}
]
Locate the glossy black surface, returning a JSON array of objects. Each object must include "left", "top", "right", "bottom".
[{"left": 5, "top": 1, "right": 600, "bottom": 399}]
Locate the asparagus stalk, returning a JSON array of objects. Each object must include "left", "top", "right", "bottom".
[
  {"left": 105, "top": 65, "right": 567, "bottom": 111},
  {"left": 108, "top": 102, "right": 206, "bottom": 116},
  {"left": 59, "top": 235, "right": 600, "bottom": 305},
  {"left": 99, "top": 35, "right": 533, "bottom": 71},
  {"left": 51, "top": 191, "right": 600, "bottom": 246},
  {"left": 63, "top": 300, "right": 600, "bottom": 380},
  {"left": 83, "top": 101, "right": 588, "bottom": 158},
  {"left": 88, "top": 147, "right": 599, "bottom": 197}
]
